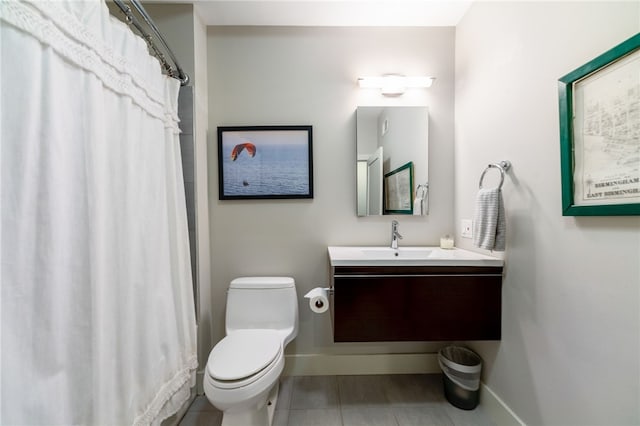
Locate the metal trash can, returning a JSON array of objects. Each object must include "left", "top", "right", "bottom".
[{"left": 438, "top": 346, "right": 482, "bottom": 410}]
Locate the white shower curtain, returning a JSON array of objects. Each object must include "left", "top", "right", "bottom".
[{"left": 1, "top": 1, "right": 197, "bottom": 424}]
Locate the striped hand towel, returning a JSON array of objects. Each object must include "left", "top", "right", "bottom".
[{"left": 473, "top": 188, "right": 505, "bottom": 251}]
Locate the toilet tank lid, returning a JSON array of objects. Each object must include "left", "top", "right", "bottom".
[{"left": 230, "top": 277, "right": 295, "bottom": 289}]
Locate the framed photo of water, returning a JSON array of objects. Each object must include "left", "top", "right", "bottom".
[{"left": 217, "top": 125, "right": 314, "bottom": 200}]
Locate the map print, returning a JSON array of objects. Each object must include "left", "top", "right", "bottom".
[{"left": 573, "top": 49, "right": 640, "bottom": 206}]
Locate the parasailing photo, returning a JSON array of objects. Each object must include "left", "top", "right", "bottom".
[{"left": 217, "top": 125, "right": 314, "bottom": 199}]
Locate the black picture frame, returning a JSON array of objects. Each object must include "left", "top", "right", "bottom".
[{"left": 217, "top": 125, "right": 313, "bottom": 200}]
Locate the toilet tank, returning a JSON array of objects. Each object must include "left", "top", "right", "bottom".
[{"left": 225, "top": 277, "right": 298, "bottom": 342}]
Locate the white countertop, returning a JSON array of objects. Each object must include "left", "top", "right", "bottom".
[{"left": 328, "top": 246, "right": 504, "bottom": 267}]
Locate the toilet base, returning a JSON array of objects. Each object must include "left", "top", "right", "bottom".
[
  {"left": 266, "top": 381, "right": 279, "bottom": 424},
  {"left": 221, "top": 381, "right": 280, "bottom": 426}
]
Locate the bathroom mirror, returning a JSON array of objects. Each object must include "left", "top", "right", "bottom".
[{"left": 356, "top": 106, "right": 429, "bottom": 216}]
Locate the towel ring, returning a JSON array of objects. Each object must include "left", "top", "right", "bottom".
[{"left": 479, "top": 160, "right": 511, "bottom": 190}]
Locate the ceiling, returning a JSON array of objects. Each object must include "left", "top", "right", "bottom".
[{"left": 150, "top": 0, "right": 473, "bottom": 26}]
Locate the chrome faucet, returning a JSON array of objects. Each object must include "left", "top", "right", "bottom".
[{"left": 391, "top": 220, "right": 403, "bottom": 249}]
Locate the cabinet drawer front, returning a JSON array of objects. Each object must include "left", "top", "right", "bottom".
[{"left": 332, "top": 274, "right": 502, "bottom": 342}]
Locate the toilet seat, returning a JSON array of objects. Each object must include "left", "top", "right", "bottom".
[{"left": 207, "top": 330, "right": 282, "bottom": 390}]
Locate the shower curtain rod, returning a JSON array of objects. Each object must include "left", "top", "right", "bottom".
[{"left": 112, "top": 0, "right": 189, "bottom": 86}]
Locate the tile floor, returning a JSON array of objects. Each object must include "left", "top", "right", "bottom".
[{"left": 178, "top": 374, "right": 496, "bottom": 426}]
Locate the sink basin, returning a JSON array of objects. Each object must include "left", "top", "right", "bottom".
[
  {"left": 361, "top": 247, "right": 433, "bottom": 259},
  {"left": 328, "top": 246, "right": 503, "bottom": 267}
]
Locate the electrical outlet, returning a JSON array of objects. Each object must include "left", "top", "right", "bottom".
[{"left": 461, "top": 219, "right": 473, "bottom": 238}]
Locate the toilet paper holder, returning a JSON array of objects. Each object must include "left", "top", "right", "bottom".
[
  {"left": 305, "top": 286, "right": 333, "bottom": 295},
  {"left": 304, "top": 287, "right": 333, "bottom": 313}
]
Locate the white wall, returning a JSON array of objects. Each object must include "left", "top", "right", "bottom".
[
  {"left": 192, "top": 8, "right": 212, "bottom": 386},
  {"left": 142, "top": 4, "right": 213, "bottom": 381},
  {"left": 380, "top": 107, "right": 429, "bottom": 187},
  {"left": 207, "top": 27, "right": 456, "bottom": 357},
  {"left": 455, "top": 2, "right": 640, "bottom": 425}
]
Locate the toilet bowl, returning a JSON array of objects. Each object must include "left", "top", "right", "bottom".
[{"left": 204, "top": 277, "right": 298, "bottom": 426}]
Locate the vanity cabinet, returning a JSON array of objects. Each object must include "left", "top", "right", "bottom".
[{"left": 330, "top": 265, "right": 503, "bottom": 342}]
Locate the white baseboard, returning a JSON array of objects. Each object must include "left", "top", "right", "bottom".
[
  {"left": 283, "top": 353, "right": 441, "bottom": 376},
  {"left": 198, "top": 352, "right": 524, "bottom": 426},
  {"left": 193, "top": 353, "right": 438, "bottom": 394},
  {"left": 480, "top": 382, "right": 526, "bottom": 426}
]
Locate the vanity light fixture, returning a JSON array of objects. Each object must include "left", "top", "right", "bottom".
[{"left": 357, "top": 75, "right": 435, "bottom": 96}]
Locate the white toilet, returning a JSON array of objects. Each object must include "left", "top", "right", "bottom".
[{"left": 204, "top": 277, "right": 298, "bottom": 426}]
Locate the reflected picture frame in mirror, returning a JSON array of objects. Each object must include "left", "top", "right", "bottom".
[
  {"left": 356, "top": 106, "right": 429, "bottom": 216},
  {"left": 384, "top": 161, "right": 413, "bottom": 214}
]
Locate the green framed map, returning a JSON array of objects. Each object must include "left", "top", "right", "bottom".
[
  {"left": 384, "top": 162, "right": 413, "bottom": 214},
  {"left": 558, "top": 33, "right": 640, "bottom": 216}
]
